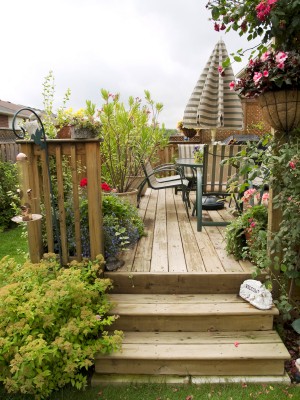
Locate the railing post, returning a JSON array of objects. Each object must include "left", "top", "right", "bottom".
[{"left": 16, "top": 151, "right": 43, "bottom": 263}]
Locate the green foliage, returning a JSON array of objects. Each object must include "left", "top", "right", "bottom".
[
  {"left": 0, "top": 160, "right": 20, "bottom": 230},
  {"left": 65, "top": 192, "right": 145, "bottom": 259},
  {"left": 206, "top": 0, "right": 300, "bottom": 55},
  {"left": 268, "top": 131, "right": 300, "bottom": 314},
  {"left": 0, "top": 227, "right": 28, "bottom": 265},
  {"left": 41, "top": 71, "right": 71, "bottom": 138},
  {"left": 225, "top": 205, "right": 268, "bottom": 263},
  {"left": 0, "top": 254, "right": 123, "bottom": 399},
  {"left": 100, "top": 89, "right": 168, "bottom": 193},
  {"left": 225, "top": 128, "right": 300, "bottom": 318},
  {"left": 56, "top": 100, "right": 102, "bottom": 135}
]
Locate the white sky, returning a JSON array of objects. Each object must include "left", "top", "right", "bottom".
[{"left": 1, "top": 0, "right": 260, "bottom": 128}]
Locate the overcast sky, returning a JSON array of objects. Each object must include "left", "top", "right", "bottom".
[{"left": 2, "top": 0, "right": 259, "bottom": 128}]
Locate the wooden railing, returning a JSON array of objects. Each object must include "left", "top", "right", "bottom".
[{"left": 16, "top": 139, "right": 103, "bottom": 264}]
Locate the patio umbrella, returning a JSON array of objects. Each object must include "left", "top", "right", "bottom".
[{"left": 183, "top": 39, "right": 243, "bottom": 142}]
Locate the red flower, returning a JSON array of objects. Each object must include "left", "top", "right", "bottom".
[
  {"left": 80, "top": 178, "right": 88, "bottom": 187},
  {"left": 101, "top": 182, "right": 111, "bottom": 192},
  {"left": 289, "top": 161, "right": 296, "bottom": 170}
]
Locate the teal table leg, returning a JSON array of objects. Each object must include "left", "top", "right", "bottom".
[{"left": 197, "top": 168, "right": 203, "bottom": 232}]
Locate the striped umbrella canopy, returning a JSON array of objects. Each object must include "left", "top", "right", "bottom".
[{"left": 183, "top": 39, "right": 243, "bottom": 138}]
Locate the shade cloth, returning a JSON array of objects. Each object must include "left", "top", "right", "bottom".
[{"left": 183, "top": 39, "right": 243, "bottom": 132}]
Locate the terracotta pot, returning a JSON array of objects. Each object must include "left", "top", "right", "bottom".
[
  {"left": 103, "top": 189, "right": 138, "bottom": 207},
  {"left": 258, "top": 90, "right": 300, "bottom": 132},
  {"left": 56, "top": 126, "right": 74, "bottom": 139}
]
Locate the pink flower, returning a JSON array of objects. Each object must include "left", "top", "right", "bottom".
[
  {"left": 263, "top": 70, "right": 269, "bottom": 77},
  {"left": 289, "top": 161, "right": 296, "bottom": 170},
  {"left": 261, "top": 51, "right": 270, "bottom": 62},
  {"left": 275, "top": 51, "right": 288, "bottom": 65},
  {"left": 218, "top": 66, "right": 225, "bottom": 76},
  {"left": 262, "top": 192, "right": 269, "bottom": 205},
  {"left": 234, "top": 341, "right": 240, "bottom": 347},
  {"left": 253, "top": 72, "right": 263, "bottom": 84},
  {"left": 214, "top": 23, "right": 220, "bottom": 32},
  {"left": 229, "top": 81, "right": 236, "bottom": 91},
  {"left": 250, "top": 221, "right": 256, "bottom": 228}
]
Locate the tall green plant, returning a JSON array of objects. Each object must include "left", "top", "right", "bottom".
[
  {"left": 100, "top": 89, "right": 168, "bottom": 193},
  {"left": 42, "top": 70, "right": 71, "bottom": 138}
]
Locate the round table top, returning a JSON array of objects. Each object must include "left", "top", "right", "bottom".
[{"left": 175, "top": 158, "right": 203, "bottom": 167}]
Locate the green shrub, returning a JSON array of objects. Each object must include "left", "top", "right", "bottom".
[
  {"left": 65, "top": 193, "right": 145, "bottom": 259},
  {"left": 0, "top": 254, "right": 123, "bottom": 399},
  {"left": 0, "top": 160, "right": 20, "bottom": 230}
]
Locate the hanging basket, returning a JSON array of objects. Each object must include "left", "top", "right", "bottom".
[
  {"left": 181, "top": 127, "right": 197, "bottom": 138},
  {"left": 258, "top": 90, "right": 300, "bottom": 132}
]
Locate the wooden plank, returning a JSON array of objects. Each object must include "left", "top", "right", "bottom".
[
  {"left": 174, "top": 191, "right": 205, "bottom": 272},
  {"left": 98, "top": 342, "right": 288, "bottom": 360},
  {"left": 191, "top": 222, "right": 225, "bottom": 272},
  {"left": 86, "top": 142, "right": 103, "bottom": 259},
  {"left": 131, "top": 190, "right": 158, "bottom": 272},
  {"left": 105, "top": 272, "right": 255, "bottom": 294},
  {"left": 110, "top": 302, "right": 278, "bottom": 316},
  {"left": 204, "top": 226, "right": 243, "bottom": 272},
  {"left": 55, "top": 145, "right": 68, "bottom": 265},
  {"left": 166, "top": 189, "right": 186, "bottom": 272},
  {"left": 109, "top": 293, "right": 243, "bottom": 304},
  {"left": 110, "top": 314, "right": 275, "bottom": 332},
  {"left": 39, "top": 149, "right": 54, "bottom": 252},
  {"left": 70, "top": 144, "right": 82, "bottom": 260},
  {"left": 151, "top": 189, "right": 168, "bottom": 272},
  {"left": 122, "top": 330, "right": 283, "bottom": 345},
  {"left": 95, "top": 358, "right": 285, "bottom": 376}
]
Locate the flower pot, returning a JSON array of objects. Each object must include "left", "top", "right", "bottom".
[
  {"left": 182, "top": 127, "right": 197, "bottom": 138},
  {"left": 56, "top": 126, "right": 74, "bottom": 139},
  {"left": 258, "top": 90, "right": 300, "bottom": 132},
  {"left": 115, "top": 189, "right": 138, "bottom": 207},
  {"left": 103, "top": 189, "right": 138, "bottom": 207},
  {"left": 71, "top": 127, "right": 98, "bottom": 139}
]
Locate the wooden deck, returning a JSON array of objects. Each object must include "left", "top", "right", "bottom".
[{"left": 118, "top": 188, "right": 254, "bottom": 274}]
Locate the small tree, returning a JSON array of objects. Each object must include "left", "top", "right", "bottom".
[{"left": 100, "top": 89, "right": 168, "bottom": 193}]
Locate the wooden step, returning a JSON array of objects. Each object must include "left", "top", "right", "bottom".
[
  {"left": 94, "top": 331, "right": 290, "bottom": 377},
  {"left": 105, "top": 272, "right": 264, "bottom": 294},
  {"left": 108, "top": 294, "right": 278, "bottom": 332}
]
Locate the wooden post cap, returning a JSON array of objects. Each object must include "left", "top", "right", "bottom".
[{"left": 16, "top": 152, "right": 28, "bottom": 161}]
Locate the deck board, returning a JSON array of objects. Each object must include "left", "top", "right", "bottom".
[{"left": 118, "top": 188, "right": 255, "bottom": 274}]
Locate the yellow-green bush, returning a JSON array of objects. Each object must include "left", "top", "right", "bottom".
[{"left": 0, "top": 254, "right": 123, "bottom": 399}]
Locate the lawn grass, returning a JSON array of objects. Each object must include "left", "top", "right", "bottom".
[
  {"left": 0, "top": 225, "right": 28, "bottom": 264},
  {"left": 0, "top": 383, "right": 298, "bottom": 400}
]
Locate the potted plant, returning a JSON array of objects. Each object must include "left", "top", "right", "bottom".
[
  {"left": 99, "top": 89, "right": 169, "bottom": 195},
  {"left": 56, "top": 100, "right": 102, "bottom": 139},
  {"left": 177, "top": 120, "right": 197, "bottom": 138}
]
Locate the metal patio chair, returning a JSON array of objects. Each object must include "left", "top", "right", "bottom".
[{"left": 138, "top": 160, "right": 190, "bottom": 217}]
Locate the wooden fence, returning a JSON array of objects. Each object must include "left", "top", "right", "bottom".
[
  {"left": 17, "top": 139, "right": 103, "bottom": 264},
  {"left": 0, "top": 142, "right": 20, "bottom": 162}
]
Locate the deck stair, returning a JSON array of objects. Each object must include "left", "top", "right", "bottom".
[{"left": 93, "top": 273, "right": 290, "bottom": 385}]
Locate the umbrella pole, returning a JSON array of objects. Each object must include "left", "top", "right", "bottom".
[{"left": 211, "top": 128, "right": 216, "bottom": 144}]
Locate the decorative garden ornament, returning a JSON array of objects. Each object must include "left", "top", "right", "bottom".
[{"left": 239, "top": 279, "right": 273, "bottom": 310}]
